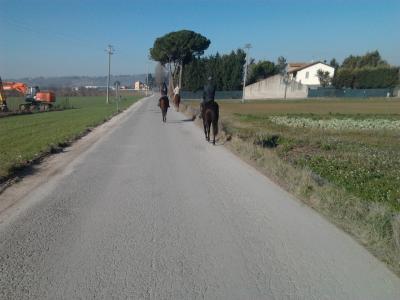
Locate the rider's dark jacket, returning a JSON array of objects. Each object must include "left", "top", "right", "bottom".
[
  {"left": 202, "top": 82, "right": 216, "bottom": 104},
  {"left": 160, "top": 82, "right": 168, "bottom": 96}
]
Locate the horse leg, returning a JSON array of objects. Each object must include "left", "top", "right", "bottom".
[
  {"left": 212, "top": 119, "right": 218, "bottom": 145},
  {"left": 203, "top": 120, "right": 208, "bottom": 141},
  {"left": 212, "top": 123, "right": 215, "bottom": 145}
]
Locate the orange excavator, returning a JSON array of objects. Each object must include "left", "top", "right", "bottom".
[{"left": 0, "top": 77, "right": 56, "bottom": 112}]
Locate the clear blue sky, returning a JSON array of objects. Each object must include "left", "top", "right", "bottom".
[{"left": 1, "top": 0, "right": 399, "bottom": 78}]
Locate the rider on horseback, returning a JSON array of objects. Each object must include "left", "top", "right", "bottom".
[
  {"left": 159, "top": 81, "right": 170, "bottom": 108},
  {"left": 174, "top": 85, "right": 180, "bottom": 96},
  {"left": 200, "top": 76, "right": 218, "bottom": 119}
]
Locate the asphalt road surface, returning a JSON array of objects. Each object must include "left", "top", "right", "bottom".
[{"left": 1, "top": 95, "right": 399, "bottom": 299}]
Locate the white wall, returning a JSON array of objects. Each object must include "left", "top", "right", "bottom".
[
  {"left": 294, "top": 63, "right": 335, "bottom": 85},
  {"left": 244, "top": 75, "right": 308, "bottom": 100}
]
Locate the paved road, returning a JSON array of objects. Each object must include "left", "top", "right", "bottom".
[{"left": 1, "top": 95, "right": 399, "bottom": 299}]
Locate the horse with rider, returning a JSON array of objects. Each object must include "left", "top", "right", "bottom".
[
  {"left": 158, "top": 81, "right": 170, "bottom": 122},
  {"left": 200, "top": 76, "right": 219, "bottom": 144}
]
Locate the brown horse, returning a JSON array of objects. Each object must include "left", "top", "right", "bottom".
[
  {"left": 159, "top": 96, "right": 169, "bottom": 122},
  {"left": 202, "top": 102, "right": 219, "bottom": 145},
  {"left": 173, "top": 94, "right": 181, "bottom": 111}
]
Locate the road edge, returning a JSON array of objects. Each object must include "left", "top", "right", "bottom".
[{"left": 0, "top": 95, "right": 150, "bottom": 216}]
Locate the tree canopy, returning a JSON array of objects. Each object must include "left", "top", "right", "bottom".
[
  {"left": 332, "top": 50, "right": 398, "bottom": 89},
  {"left": 149, "top": 30, "right": 210, "bottom": 88},
  {"left": 247, "top": 60, "right": 277, "bottom": 85},
  {"left": 276, "top": 56, "right": 288, "bottom": 74},
  {"left": 341, "top": 50, "right": 388, "bottom": 69},
  {"left": 150, "top": 30, "right": 210, "bottom": 75},
  {"left": 329, "top": 58, "right": 339, "bottom": 69},
  {"left": 182, "top": 50, "right": 246, "bottom": 91}
]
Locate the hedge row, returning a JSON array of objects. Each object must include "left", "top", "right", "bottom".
[{"left": 332, "top": 67, "right": 399, "bottom": 89}]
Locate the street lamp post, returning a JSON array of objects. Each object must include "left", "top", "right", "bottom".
[{"left": 242, "top": 43, "right": 252, "bottom": 104}]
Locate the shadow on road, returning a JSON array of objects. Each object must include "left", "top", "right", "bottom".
[
  {"left": 167, "top": 118, "right": 194, "bottom": 124},
  {"left": 204, "top": 140, "right": 227, "bottom": 147}
]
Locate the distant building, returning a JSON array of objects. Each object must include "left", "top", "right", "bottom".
[
  {"left": 134, "top": 81, "right": 149, "bottom": 91},
  {"left": 83, "top": 85, "right": 108, "bottom": 89},
  {"left": 288, "top": 61, "right": 335, "bottom": 86}
]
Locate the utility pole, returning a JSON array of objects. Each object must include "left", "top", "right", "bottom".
[
  {"left": 242, "top": 43, "right": 252, "bottom": 103},
  {"left": 114, "top": 81, "right": 120, "bottom": 99},
  {"left": 146, "top": 61, "right": 149, "bottom": 96},
  {"left": 105, "top": 44, "right": 114, "bottom": 104}
]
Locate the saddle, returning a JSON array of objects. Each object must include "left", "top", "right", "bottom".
[{"left": 158, "top": 96, "right": 170, "bottom": 107}]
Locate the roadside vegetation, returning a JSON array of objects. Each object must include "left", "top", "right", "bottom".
[
  {"left": 181, "top": 50, "right": 398, "bottom": 91},
  {"left": 0, "top": 95, "right": 141, "bottom": 181},
  {"left": 182, "top": 97, "right": 400, "bottom": 275}
]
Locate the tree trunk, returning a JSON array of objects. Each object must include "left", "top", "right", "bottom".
[
  {"left": 168, "top": 71, "right": 174, "bottom": 99},
  {"left": 179, "top": 63, "right": 183, "bottom": 89}
]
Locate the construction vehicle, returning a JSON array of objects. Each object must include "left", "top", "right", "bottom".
[
  {"left": 0, "top": 77, "right": 6, "bottom": 112},
  {"left": 0, "top": 77, "right": 56, "bottom": 112}
]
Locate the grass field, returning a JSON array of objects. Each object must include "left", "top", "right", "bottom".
[
  {"left": 0, "top": 95, "right": 141, "bottom": 180},
  {"left": 187, "top": 98, "right": 400, "bottom": 209},
  {"left": 184, "top": 97, "right": 400, "bottom": 274}
]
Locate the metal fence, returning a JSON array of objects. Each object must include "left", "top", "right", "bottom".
[
  {"left": 308, "top": 88, "right": 392, "bottom": 98},
  {"left": 181, "top": 90, "right": 243, "bottom": 100},
  {"left": 182, "top": 88, "right": 394, "bottom": 100}
]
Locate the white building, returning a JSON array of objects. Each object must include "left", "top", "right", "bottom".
[
  {"left": 134, "top": 81, "right": 149, "bottom": 91},
  {"left": 288, "top": 62, "right": 335, "bottom": 86}
]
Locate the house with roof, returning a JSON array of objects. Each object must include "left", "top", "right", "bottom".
[
  {"left": 243, "top": 61, "right": 336, "bottom": 100},
  {"left": 287, "top": 61, "right": 335, "bottom": 86}
]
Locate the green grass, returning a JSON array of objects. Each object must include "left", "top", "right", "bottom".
[
  {"left": 181, "top": 97, "right": 400, "bottom": 275},
  {"left": 188, "top": 98, "right": 400, "bottom": 211},
  {"left": 232, "top": 113, "right": 400, "bottom": 211},
  {"left": 0, "top": 95, "right": 141, "bottom": 180}
]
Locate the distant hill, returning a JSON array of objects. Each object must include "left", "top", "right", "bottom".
[{"left": 4, "top": 75, "right": 148, "bottom": 88}]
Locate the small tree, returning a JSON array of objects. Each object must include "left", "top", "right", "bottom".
[
  {"left": 276, "top": 56, "right": 288, "bottom": 75},
  {"left": 316, "top": 69, "right": 332, "bottom": 87},
  {"left": 329, "top": 58, "right": 339, "bottom": 70}
]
